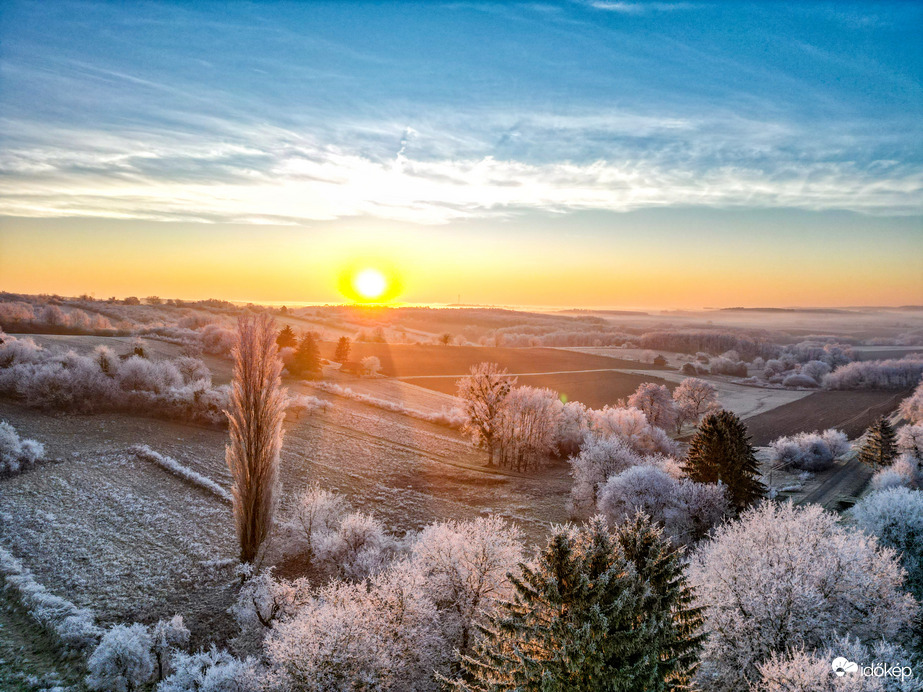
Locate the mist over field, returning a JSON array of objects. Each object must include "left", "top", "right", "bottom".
[{"left": 1, "top": 1, "right": 922, "bottom": 690}]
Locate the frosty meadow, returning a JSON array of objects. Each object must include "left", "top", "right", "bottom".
[{"left": 1, "top": 0, "right": 922, "bottom": 690}]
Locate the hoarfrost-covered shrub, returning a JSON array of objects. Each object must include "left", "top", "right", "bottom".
[
  {"left": 0, "top": 419, "right": 44, "bottom": 476},
  {"left": 709, "top": 356, "right": 748, "bottom": 377},
  {"left": 800, "top": 359, "right": 831, "bottom": 382},
  {"left": 361, "top": 355, "right": 382, "bottom": 376},
  {"left": 158, "top": 646, "right": 262, "bottom": 692},
  {"left": 288, "top": 483, "right": 350, "bottom": 564},
  {"left": 781, "top": 372, "right": 819, "bottom": 388},
  {"left": 319, "top": 511, "right": 397, "bottom": 580},
  {"left": 0, "top": 335, "right": 228, "bottom": 425},
  {"left": 767, "top": 429, "right": 850, "bottom": 471},
  {"left": 133, "top": 446, "right": 232, "bottom": 503},
  {"left": 151, "top": 616, "right": 190, "bottom": 682},
  {"left": 689, "top": 502, "right": 918, "bottom": 691},
  {"left": 198, "top": 324, "right": 236, "bottom": 356},
  {"left": 0, "top": 546, "right": 102, "bottom": 653},
  {"left": 86, "top": 624, "right": 154, "bottom": 692}
]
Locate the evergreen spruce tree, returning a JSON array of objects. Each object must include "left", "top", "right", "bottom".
[
  {"left": 613, "top": 514, "right": 705, "bottom": 689},
  {"left": 334, "top": 336, "right": 351, "bottom": 363},
  {"left": 276, "top": 325, "right": 297, "bottom": 349},
  {"left": 683, "top": 409, "right": 765, "bottom": 513},
  {"left": 291, "top": 333, "right": 320, "bottom": 377},
  {"left": 449, "top": 516, "right": 704, "bottom": 691},
  {"left": 858, "top": 416, "right": 897, "bottom": 469}
]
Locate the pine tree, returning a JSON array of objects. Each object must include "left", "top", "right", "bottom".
[
  {"left": 334, "top": 336, "right": 351, "bottom": 363},
  {"left": 858, "top": 417, "right": 897, "bottom": 469},
  {"left": 448, "top": 516, "right": 704, "bottom": 691},
  {"left": 683, "top": 409, "right": 765, "bottom": 513},
  {"left": 613, "top": 514, "right": 705, "bottom": 689},
  {"left": 291, "top": 333, "right": 320, "bottom": 377},
  {"left": 276, "top": 325, "right": 297, "bottom": 349}
]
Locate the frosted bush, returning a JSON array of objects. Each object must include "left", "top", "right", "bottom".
[
  {"left": 198, "top": 324, "right": 236, "bottom": 356},
  {"left": 86, "top": 624, "right": 154, "bottom": 692},
  {"left": 0, "top": 419, "right": 44, "bottom": 476},
  {"left": 133, "top": 446, "right": 232, "bottom": 503},
  {"left": 0, "top": 546, "right": 102, "bottom": 653},
  {"left": 709, "top": 356, "right": 748, "bottom": 377},
  {"left": 158, "top": 647, "right": 262, "bottom": 692},
  {"left": 586, "top": 405, "right": 678, "bottom": 456},
  {"left": 0, "top": 335, "right": 228, "bottom": 425},
  {"left": 289, "top": 483, "right": 350, "bottom": 563},
  {"left": 781, "top": 372, "right": 819, "bottom": 388},
  {"left": 800, "top": 359, "right": 831, "bottom": 382},
  {"left": 361, "top": 355, "right": 382, "bottom": 376},
  {"left": 319, "top": 511, "right": 397, "bottom": 579},
  {"left": 767, "top": 429, "right": 850, "bottom": 471}
]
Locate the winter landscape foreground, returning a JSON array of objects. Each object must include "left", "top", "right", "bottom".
[{"left": 1, "top": 295, "right": 923, "bottom": 690}]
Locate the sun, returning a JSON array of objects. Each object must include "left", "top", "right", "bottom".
[{"left": 353, "top": 268, "right": 388, "bottom": 300}]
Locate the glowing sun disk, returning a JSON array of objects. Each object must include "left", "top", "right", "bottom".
[{"left": 354, "top": 268, "right": 387, "bottom": 299}]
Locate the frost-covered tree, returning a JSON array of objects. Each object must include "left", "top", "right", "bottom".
[
  {"left": 450, "top": 516, "right": 704, "bottom": 691},
  {"left": 158, "top": 646, "right": 262, "bottom": 692},
  {"left": 753, "top": 636, "right": 922, "bottom": 692},
  {"left": 586, "top": 405, "right": 678, "bottom": 457},
  {"left": 230, "top": 567, "right": 312, "bottom": 656},
  {"left": 319, "top": 510, "right": 396, "bottom": 580},
  {"left": 264, "top": 564, "right": 448, "bottom": 691},
  {"left": 457, "top": 363, "right": 516, "bottom": 465},
  {"left": 598, "top": 466, "right": 728, "bottom": 546},
  {"left": 290, "top": 483, "right": 350, "bottom": 565},
  {"left": 689, "top": 502, "right": 918, "bottom": 691},
  {"left": 569, "top": 434, "right": 646, "bottom": 515},
  {"left": 898, "top": 424, "right": 923, "bottom": 460},
  {"left": 226, "top": 314, "right": 287, "bottom": 564},
  {"left": 86, "top": 623, "right": 155, "bottom": 692},
  {"left": 0, "top": 419, "right": 44, "bottom": 477},
  {"left": 410, "top": 516, "right": 523, "bottom": 658},
  {"left": 901, "top": 382, "right": 923, "bottom": 424},
  {"left": 494, "top": 386, "right": 562, "bottom": 471},
  {"left": 554, "top": 400, "right": 590, "bottom": 457},
  {"left": 672, "top": 378, "right": 719, "bottom": 433},
  {"left": 151, "top": 616, "right": 190, "bottom": 682},
  {"left": 851, "top": 486, "right": 923, "bottom": 601},
  {"left": 683, "top": 410, "right": 765, "bottom": 512},
  {"left": 628, "top": 382, "right": 677, "bottom": 431},
  {"left": 361, "top": 355, "right": 382, "bottom": 376},
  {"left": 858, "top": 417, "right": 898, "bottom": 469},
  {"left": 334, "top": 336, "right": 351, "bottom": 363},
  {"left": 870, "top": 453, "right": 923, "bottom": 491}
]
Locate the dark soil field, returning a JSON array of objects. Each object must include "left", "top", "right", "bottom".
[
  {"left": 401, "top": 370, "right": 676, "bottom": 409},
  {"left": 744, "top": 388, "right": 911, "bottom": 446},
  {"left": 327, "top": 343, "right": 664, "bottom": 377}
]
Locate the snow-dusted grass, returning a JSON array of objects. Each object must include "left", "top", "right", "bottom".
[
  {"left": 133, "top": 445, "right": 232, "bottom": 504},
  {"left": 311, "top": 381, "right": 466, "bottom": 429},
  {"left": 0, "top": 546, "right": 102, "bottom": 655}
]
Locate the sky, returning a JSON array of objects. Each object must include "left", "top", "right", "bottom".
[{"left": 0, "top": 0, "right": 921, "bottom": 308}]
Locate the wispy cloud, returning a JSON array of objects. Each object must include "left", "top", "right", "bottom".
[
  {"left": 1, "top": 108, "right": 920, "bottom": 225},
  {"left": 585, "top": 2, "right": 699, "bottom": 14}
]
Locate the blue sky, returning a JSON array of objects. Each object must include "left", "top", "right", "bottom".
[{"left": 0, "top": 1, "right": 921, "bottom": 305}]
